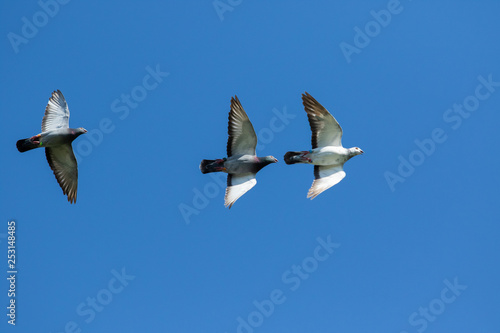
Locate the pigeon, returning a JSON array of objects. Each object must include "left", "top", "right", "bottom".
[
  {"left": 284, "top": 92, "right": 363, "bottom": 199},
  {"left": 16, "top": 90, "right": 87, "bottom": 203},
  {"left": 200, "top": 96, "right": 278, "bottom": 208}
]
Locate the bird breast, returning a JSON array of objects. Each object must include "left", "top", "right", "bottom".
[
  {"left": 40, "top": 130, "right": 75, "bottom": 147},
  {"left": 309, "top": 147, "right": 349, "bottom": 165},
  {"left": 224, "top": 155, "right": 258, "bottom": 174}
]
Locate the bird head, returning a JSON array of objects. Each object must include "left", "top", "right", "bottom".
[
  {"left": 351, "top": 147, "right": 364, "bottom": 156},
  {"left": 259, "top": 156, "right": 278, "bottom": 165},
  {"left": 78, "top": 127, "right": 88, "bottom": 134},
  {"left": 267, "top": 156, "right": 279, "bottom": 163}
]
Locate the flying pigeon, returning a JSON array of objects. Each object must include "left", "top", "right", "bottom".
[
  {"left": 200, "top": 96, "right": 278, "bottom": 208},
  {"left": 284, "top": 92, "right": 363, "bottom": 199},
  {"left": 16, "top": 90, "right": 87, "bottom": 203}
]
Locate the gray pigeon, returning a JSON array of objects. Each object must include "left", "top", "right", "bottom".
[
  {"left": 284, "top": 92, "right": 363, "bottom": 199},
  {"left": 200, "top": 96, "right": 278, "bottom": 208},
  {"left": 16, "top": 90, "right": 87, "bottom": 203}
]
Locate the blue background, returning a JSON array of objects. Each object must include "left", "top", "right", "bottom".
[{"left": 1, "top": 1, "right": 499, "bottom": 332}]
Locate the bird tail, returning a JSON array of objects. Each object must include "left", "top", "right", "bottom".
[
  {"left": 284, "top": 151, "right": 308, "bottom": 165},
  {"left": 200, "top": 159, "right": 223, "bottom": 174},
  {"left": 16, "top": 137, "right": 40, "bottom": 152}
]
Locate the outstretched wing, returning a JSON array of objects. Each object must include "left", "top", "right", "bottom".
[
  {"left": 227, "top": 96, "right": 257, "bottom": 157},
  {"left": 224, "top": 173, "right": 257, "bottom": 208},
  {"left": 307, "top": 164, "right": 345, "bottom": 199},
  {"left": 45, "top": 144, "right": 78, "bottom": 203},
  {"left": 302, "top": 92, "right": 343, "bottom": 148},
  {"left": 42, "top": 90, "right": 70, "bottom": 132}
]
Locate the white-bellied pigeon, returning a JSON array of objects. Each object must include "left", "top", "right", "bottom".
[
  {"left": 284, "top": 92, "right": 363, "bottom": 199},
  {"left": 16, "top": 90, "right": 87, "bottom": 203},
  {"left": 200, "top": 96, "right": 278, "bottom": 208}
]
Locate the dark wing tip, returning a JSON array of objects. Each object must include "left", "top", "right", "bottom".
[
  {"left": 50, "top": 90, "right": 66, "bottom": 105},
  {"left": 230, "top": 95, "right": 243, "bottom": 111},
  {"left": 67, "top": 192, "right": 77, "bottom": 204},
  {"left": 302, "top": 91, "right": 312, "bottom": 102},
  {"left": 302, "top": 92, "right": 322, "bottom": 111},
  {"left": 52, "top": 89, "right": 63, "bottom": 98}
]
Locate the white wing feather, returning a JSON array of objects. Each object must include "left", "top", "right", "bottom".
[
  {"left": 225, "top": 174, "right": 257, "bottom": 208},
  {"left": 42, "top": 90, "right": 70, "bottom": 132},
  {"left": 307, "top": 164, "right": 345, "bottom": 199}
]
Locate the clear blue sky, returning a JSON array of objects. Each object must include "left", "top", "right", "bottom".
[{"left": 1, "top": 1, "right": 500, "bottom": 332}]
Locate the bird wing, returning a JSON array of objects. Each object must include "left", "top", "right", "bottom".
[
  {"left": 227, "top": 96, "right": 257, "bottom": 157},
  {"left": 42, "top": 90, "right": 70, "bottom": 132},
  {"left": 45, "top": 144, "right": 78, "bottom": 203},
  {"left": 224, "top": 173, "right": 257, "bottom": 208},
  {"left": 302, "top": 92, "right": 343, "bottom": 148},
  {"left": 307, "top": 164, "right": 345, "bottom": 199}
]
